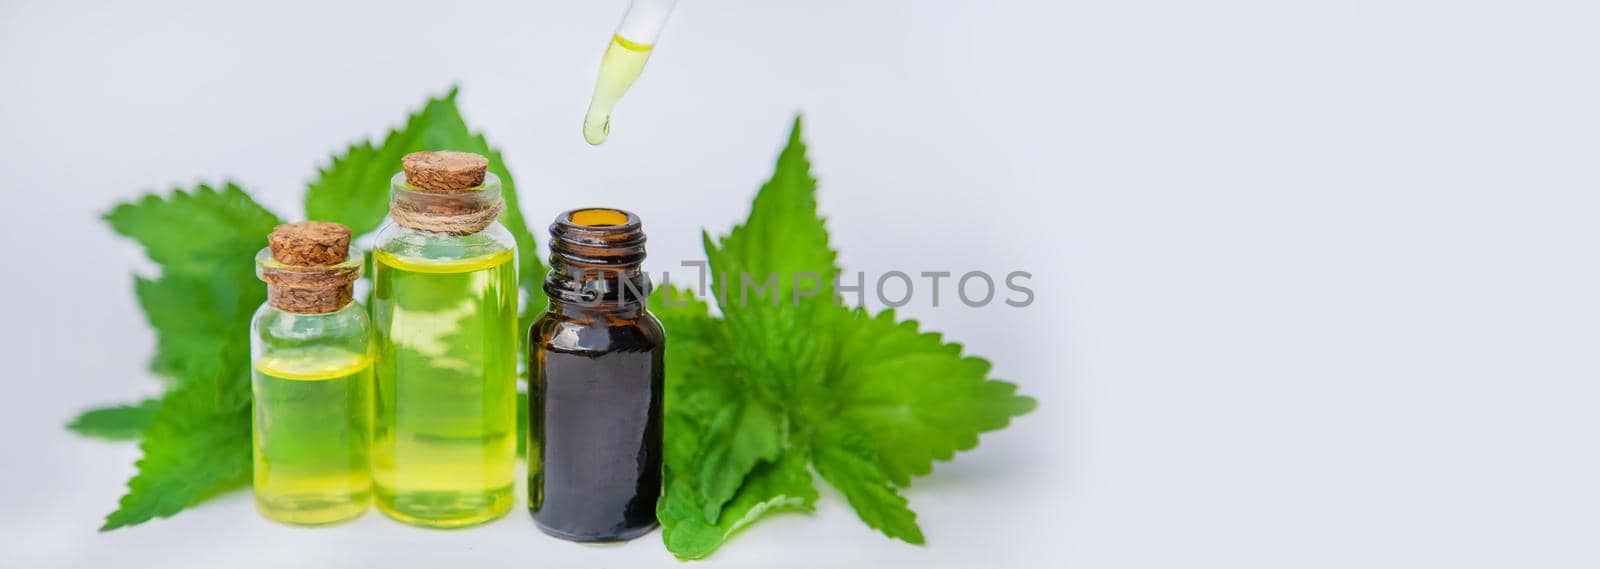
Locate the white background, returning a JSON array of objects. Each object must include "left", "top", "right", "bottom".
[{"left": 2, "top": 0, "right": 1596, "bottom": 567}]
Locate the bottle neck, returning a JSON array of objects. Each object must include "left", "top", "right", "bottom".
[
  {"left": 255, "top": 248, "right": 363, "bottom": 315},
  {"left": 388, "top": 172, "right": 505, "bottom": 236},
  {"left": 544, "top": 208, "right": 650, "bottom": 312},
  {"left": 267, "top": 287, "right": 356, "bottom": 315}
]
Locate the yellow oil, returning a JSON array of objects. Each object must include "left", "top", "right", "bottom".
[
  {"left": 570, "top": 207, "right": 630, "bottom": 226},
  {"left": 583, "top": 34, "right": 654, "bottom": 145},
  {"left": 252, "top": 349, "right": 373, "bottom": 526},
  {"left": 372, "top": 248, "right": 518, "bottom": 528}
]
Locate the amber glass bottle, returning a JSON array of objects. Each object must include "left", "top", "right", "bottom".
[{"left": 528, "top": 208, "right": 665, "bottom": 541}]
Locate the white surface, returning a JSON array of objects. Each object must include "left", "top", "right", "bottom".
[{"left": 0, "top": 0, "right": 1596, "bottom": 567}]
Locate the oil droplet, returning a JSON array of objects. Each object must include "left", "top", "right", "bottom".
[{"left": 583, "top": 34, "right": 654, "bottom": 145}]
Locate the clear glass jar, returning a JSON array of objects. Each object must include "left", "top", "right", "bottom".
[
  {"left": 250, "top": 249, "right": 372, "bottom": 525},
  {"left": 370, "top": 171, "right": 520, "bottom": 528}
]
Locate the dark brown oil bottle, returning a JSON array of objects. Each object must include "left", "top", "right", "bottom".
[{"left": 528, "top": 208, "right": 664, "bottom": 541}]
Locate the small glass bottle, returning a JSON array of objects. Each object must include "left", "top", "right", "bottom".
[
  {"left": 529, "top": 207, "right": 665, "bottom": 541},
  {"left": 371, "top": 151, "right": 519, "bottom": 528},
  {"left": 251, "top": 221, "right": 372, "bottom": 525}
]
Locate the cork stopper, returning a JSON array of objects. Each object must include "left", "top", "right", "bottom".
[
  {"left": 403, "top": 151, "right": 489, "bottom": 191},
  {"left": 268, "top": 222, "right": 351, "bottom": 266},
  {"left": 390, "top": 152, "right": 504, "bottom": 236},
  {"left": 259, "top": 221, "right": 360, "bottom": 314}
]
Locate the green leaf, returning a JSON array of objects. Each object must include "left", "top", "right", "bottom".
[
  {"left": 811, "top": 426, "right": 924, "bottom": 544},
  {"left": 303, "top": 87, "right": 549, "bottom": 346},
  {"left": 95, "top": 184, "right": 274, "bottom": 528},
  {"left": 692, "top": 397, "right": 784, "bottom": 523},
  {"left": 303, "top": 86, "right": 492, "bottom": 237},
  {"left": 105, "top": 184, "right": 279, "bottom": 381},
  {"left": 649, "top": 285, "right": 716, "bottom": 346},
  {"left": 824, "top": 308, "right": 1038, "bottom": 486},
  {"left": 650, "top": 284, "right": 783, "bottom": 523},
  {"left": 659, "top": 450, "right": 818, "bottom": 560},
  {"left": 133, "top": 273, "right": 254, "bottom": 380},
  {"left": 682, "top": 117, "right": 837, "bottom": 527},
  {"left": 67, "top": 400, "right": 159, "bottom": 441},
  {"left": 703, "top": 117, "right": 838, "bottom": 403},
  {"left": 652, "top": 285, "right": 737, "bottom": 420},
  {"left": 704, "top": 116, "right": 838, "bottom": 303},
  {"left": 104, "top": 183, "right": 282, "bottom": 280},
  {"left": 101, "top": 343, "right": 252, "bottom": 531},
  {"left": 655, "top": 284, "right": 813, "bottom": 554},
  {"left": 661, "top": 116, "right": 1037, "bottom": 556}
]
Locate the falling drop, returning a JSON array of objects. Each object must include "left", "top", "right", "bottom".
[
  {"left": 582, "top": 0, "right": 676, "bottom": 145},
  {"left": 583, "top": 34, "right": 654, "bottom": 145}
]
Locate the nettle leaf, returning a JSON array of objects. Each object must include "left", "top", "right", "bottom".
[
  {"left": 67, "top": 399, "right": 159, "bottom": 441},
  {"left": 133, "top": 273, "right": 253, "bottom": 380},
  {"left": 653, "top": 285, "right": 741, "bottom": 426},
  {"left": 660, "top": 450, "right": 818, "bottom": 560},
  {"left": 825, "top": 308, "right": 1038, "bottom": 487},
  {"left": 703, "top": 117, "right": 838, "bottom": 403},
  {"left": 812, "top": 424, "right": 923, "bottom": 544},
  {"left": 105, "top": 184, "right": 280, "bottom": 381},
  {"left": 691, "top": 397, "right": 784, "bottom": 522},
  {"left": 649, "top": 285, "right": 716, "bottom": 348},
  {"left": 653, "top": 284, "right": 791, "bottom": 524},
  {"left": 304, "top": 86, "right": 549, "bottom": 342},
  {"left": 680, "top": 117, "right": 838, "bottom": 522},
  {"left": 104, "top": 183, "right": 282, "bottom": 280},
  {"left": 704, "top": 116, "right": 838, "bottom": 304},
  {"left": 656, "top": 284, "right": 819, "bottom": 549},
  {"left": 91, "top": 184, "right": 277, "bottom": 530},
  {"left": 659, "top": 116, "right": 1036, "bottom": 558},
  {"left": 102, "top": 343, "right": 253, "bottom": 531}
]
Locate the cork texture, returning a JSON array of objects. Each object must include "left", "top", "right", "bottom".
[
  {"left": 268, "top": 221, "right": 351, "bottom": 266},
  {"left": 403, "top": 150, "right": 489, "bottom": 191},
  {"left": 262, "top": 221, "right": 357, "bottom": 313},
  {"left": 262, "top": 269, "right": 358, "bottom": 314}
]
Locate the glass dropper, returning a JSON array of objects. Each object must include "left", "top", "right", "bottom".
[{"left": 582, "top": 0, "right": 680, "bottom": 145}]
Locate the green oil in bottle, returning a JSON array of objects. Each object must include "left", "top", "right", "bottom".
[
  {"left": 582, "top": 33, "right": 654, "bottom": 145},
  {"left": 253, "top": 348, "right": 374, "bottom": 525},
  {"left": 371, "top": 247, "right": 519, "bottom": 528},
  {"left": 251, "top": 221, "right": 371, "bottom": 527}
]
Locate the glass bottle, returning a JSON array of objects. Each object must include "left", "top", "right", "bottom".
[
  {"left": 370, "top": 151, "right": 518, "bottom": 528},
  {"left": 251, "top": 221, "right": 372, "bottom": 526},
  {"left": 529, "top": 207, "right": 665, "bottom": 541}
]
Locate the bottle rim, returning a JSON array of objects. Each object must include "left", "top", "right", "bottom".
[{"left": 255, "top": 247, "right": 365, "bottom": 281}]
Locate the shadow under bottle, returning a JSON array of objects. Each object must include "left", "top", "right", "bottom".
[{"left": 528, "top": 207, "right": 664, "bottom": 541}]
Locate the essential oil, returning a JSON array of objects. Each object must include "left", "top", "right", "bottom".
[
  {"left": 371, "top": 151, "right": 519, "bottom": 528},
  {"left": 251, "top": 221, "right": 372, "bottom": 526},
  {"left": 252, "top": 348, "right": 374, "bottom": 524},
  {"left": 582, "top": 0, "right": 677, "bottom": 144},
  {"left": 529, "top": 208, "right": 665, "bottom": 541},
  {"left": 583, "top": 33, "right": 654, "bottom": 145}
]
